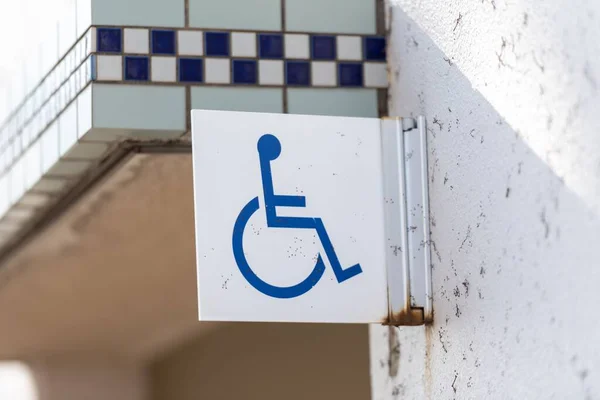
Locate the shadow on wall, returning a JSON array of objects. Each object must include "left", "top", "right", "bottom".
[
  {"left": 151, "top": 323, "right": 370, "bottom": 400},
  {"left": 371, "top": 5, "right": 600, "bottom": 400}
]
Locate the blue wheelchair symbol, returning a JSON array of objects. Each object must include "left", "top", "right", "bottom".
[{"left": 232, "top": 134, "right": 363, "bottom": 299}]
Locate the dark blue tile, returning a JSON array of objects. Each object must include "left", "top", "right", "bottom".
[
  {"left": 259, "top": 34, "right": 283, "bottom": 59},
  {"left": 364, "top": 37, "right": 386, "bottom": 61},
  {"left": 286, "top": 61, "right": 310, "bottom": 86},
  {"left": 124, "top": 56, "right": 149, "bottom": 81},
  {"left": 151, "top": 30, "right": 176, "bottom": 55},
  {"left": 233, "top": 60, "right": 257, "bottom": 84},
  {"left": 179, "top": 58, "right": 204, "bottom": 82},
  {"left": 311, "top": 35, "right": 336, "bottom": 60},
  {"left": 205, "top": 32, "right": 230, "bottom": 56},
  {"left": 338, "top": 63, "right": 363, "bottom": 87},
  {"left": 97, "top": 28, "right": 122, "bottom": 53}
]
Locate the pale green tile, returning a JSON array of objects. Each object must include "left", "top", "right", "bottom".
[
  {"left": 189, "top": 0, "right": 280, "bottom": 30},
  {"left": 191, "top": 87, "right": 283, "bottom": 113},
  {"left": 285, "top": 0, "right": 376, "bottom": 34},
  {"left": 92, "top": 0, "right": 184, "bottom": 27},
  {"left": 93, "top": 84, "right": 186, "bottom": 131},
  {"left": 287, "top": 88, "right": 378, "bottom": 118}
]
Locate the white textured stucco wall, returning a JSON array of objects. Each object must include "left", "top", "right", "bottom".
[{"left": 370, "top": 0, "right": 600, "bottom": 399}]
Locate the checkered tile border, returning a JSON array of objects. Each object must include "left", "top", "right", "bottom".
[
  {"left": 92, "top": 27, "right": 387, "bottom": 88},
  {"left": 0, "top": 25, "right": 387, "bottom": 181}
]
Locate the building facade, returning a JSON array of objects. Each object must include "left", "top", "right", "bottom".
[{"left": 0, "top": 0, "right": 599, "bottom": 398}]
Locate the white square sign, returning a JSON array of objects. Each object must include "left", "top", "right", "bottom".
[{"left": 191, "top": 110, "right": 389, "bottom": 323}]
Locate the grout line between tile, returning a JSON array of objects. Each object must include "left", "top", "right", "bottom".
[
  {"left": 376, "top": 0, "right": 386, "bottom": 36},
  {"left": 185, "top": 0, "right": 190, "bottom": 28},
  {"left": 186, "top": 86, "right": 191, "bottom": 132},
  {"left": 281, "top": 0, "right": 286, "bottom": 31},
  {"left": 91, "top": 24, "right": 385, "bottom": 38}
]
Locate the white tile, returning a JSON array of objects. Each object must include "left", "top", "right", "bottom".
[
  {"left": 78, "top": 32, "right": 88, "bottom": 63},
  {"left": 70, "top": 47, "right": 78, "bottom": 74},
  {"left": 58, "top": 83, "right": 66, "bottom": 111},
  {"left": 124, "top": 28, "right": 149, "bottom": 54},
  {"left": 73, "top": 35, "right": 81, "bottom": 66},
  {"left": 85, "top": 56, "right": 93, "bottom": 85},
  {"left": 151, "top": 56, "right": 176, "bottom": 82},
  {"left": 11, "top": 70, "right": 26, "bottom": 106},
  {"left": 24, "top": 140, "right": 42, "bottom": 190},
  {"left": 96, "top": 55, "right": 123, "bottom": 81},
  {"left": 24, "top": 97, "right": 33, "bottom": 123},
  {"left": 35, "top": 87, "right": 43, "bottom": 114},
  {"left": 21, "top": 124, "right": 31, "bottom": 149},
  {"left": 337, "top": 36, "right": 362, "bottom": 60},
  {"left": 258, "top": 60, "right": 283, "bottom": 85},
  {"left": 57, "top": 62, "right": 65, "bottom": 90},
  {"left": 59, "top": 102, "right": 78, "bottom": 155},
  {"left": 231, "top": 32, "right": 256, "bottom": 57},
  {"left": 16, "top": 109, "right": 24, "bottom": 135},
  {"left": 0, "top": 148, "right": 5, "bottom": 171},
  {"left": 25, "top": 49, "right": 41, "bottom": 95},
  {"left": 205, "top": 58, "right": 231, "bottom": 84},
  {"left": 9, "top": 158, "right": 25, "bottom": 204},
  {"left": 44, "top": 97, "right": 52, "bottom": 126},
  {"left": 285, "top": 34, "right": 309, "bottom": 59},
  {"left": 311, "top": 61, "right": 336, "bottom": 86},
  {"left": 178, "top": 30, "right": 203, "bottom": 56},
  {"left": 27, "top": 121, "right": 36, "bottom": 146},
  {"left": 54, "top": 90, "right": 62, "bottom": 119},
  {"left": 364, "top": 62, "right": 388, "bottom": 88},
  {"left": 76, "top": 0, "right": 92, "bottom": 37},
  {"left": 69, "top": 73, "right": 77, "bottom": 103},
  {"left": 65, "top": 77, "right": 72, "bottom": 105},
  {"left": 40, "top": 103, "right": 48, "bottom": 130},
  {"left": 5, "top": 145, "right": 14, "bottom": 169},
  {"left": 78, "top": 58, "right": 88, "bottom": 89},
  {"left": 48, "top": 93, "right": 58, "bottom": 123},
  {"left": 89, "top": 27, "right": 96, "bottom": 53},
  {"left": 52, "top": 67, "right": 61, "bottom": 93},
  {"left": 74, "top": 64, "right": 82, "bottom": 93},
  {"left": 33, "top": 114, "right": 42, "bottom": 142},
  {"left": 41, "top": 122, "right": 59, "bottom": 172},
  {"left": 77, "top": 85, "right": 92, "bottom": 138},
  {"left": 0, "top": 176, "right": 8, "bottom": 216},
  {"left": 58, "top": 0, "right": 77, "bottom": 58},
  {"left": 11, "top": 139, "right": 21, "bottom": 163}
]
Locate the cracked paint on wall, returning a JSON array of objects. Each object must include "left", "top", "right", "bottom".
[{"left": 370, "top": 0, "right": 600, "bottom": 399}]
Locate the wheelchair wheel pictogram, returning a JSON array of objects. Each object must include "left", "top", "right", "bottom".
[
  {"left": 232, "top": 197, "right": 326, "bottom": 299},
  {"left": 231, "top": 134, "right": 363, "bottom": 299}
]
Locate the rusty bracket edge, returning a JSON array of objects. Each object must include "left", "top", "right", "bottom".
[{"left": 381, "top": 116, "right": 433, "bottom": 326}]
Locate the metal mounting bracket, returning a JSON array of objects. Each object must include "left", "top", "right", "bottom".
[{"left": 381, "top": 116, "right": 433, "bottom": 326}]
